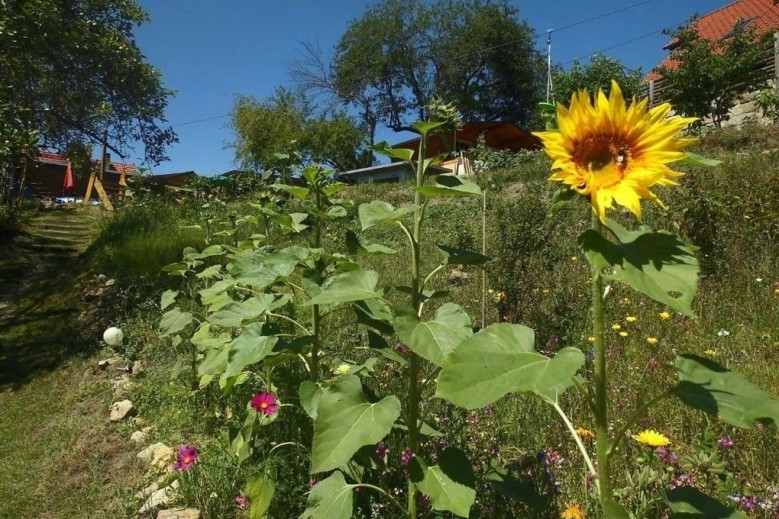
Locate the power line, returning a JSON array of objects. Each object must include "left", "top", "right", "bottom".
[
  {"left": 551, "top": 0, "right": 661, "bottom": 33},
  {"left": 171, "top": 114, "right": 230, "bottom": 127}
]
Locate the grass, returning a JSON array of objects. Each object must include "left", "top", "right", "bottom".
[{"left": 0, "top": 125, "right": 777, "bottom": 518}]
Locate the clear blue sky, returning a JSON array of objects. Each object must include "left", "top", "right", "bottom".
[{"left": 130, "top": 0, "right": 728, "bottom": 176}]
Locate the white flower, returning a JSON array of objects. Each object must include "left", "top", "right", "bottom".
[{"left": 717, "top": 329, "right": 730, "bottom": 337}]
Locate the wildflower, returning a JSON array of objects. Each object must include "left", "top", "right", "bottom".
[
  {"left": 632, "top": 429, "right": 671, "bottom": 448},
  {"left": 173, "top": 444, "right": 198, "bottom": 472},
  {"left": 619, "top": 331, "right": 629, "bottom": 337},
  {"left": 561, "top": 503, "right": 586, "bottom": 519},
  {"left": 571, "top": 256, "right": 578, "bottom": 261},
  {"left": 401, "top": 449, "right": 415, "bottom": 466},
  {"left": 626, "top": 316, "right": 637, "bottom": 322},
  {"left": 251, "top": 391, "right": 279, "bottom": 417},
  {"left": 717, "top": 329, "right": 730, "bottom": 337},
  {"left": 335, "top": 363, "right": 351, "bottom": 375},
  {"left": 574, "top": 427, "right": 595, "bottom": 440},
  {"left": 375, "top": 442, "right": 388, "bottom": 462},
  {"left": 704, "top": 349, "right": 718, "bottom": 357},
  {"left": 718, "top": 436, "right": 734, "bottom": 450},
  {"left": 534, "top": 80, "right": 696, "bottom": 223},
  {"left": 655, "top": 446, "right": 679, "bottom": 465},
  {"left": 587, "top": 336, "right": 595, "bottom": 343},
  {"left": 659, "top": 311, "right": 671, "bottom": 320},
  {"left": 611, "top": 324, "right": 621, "bottom": 331},
  {"left": 646, "top": 337, "right": 658, "bottom": 345},
  {"left": 235, "top": 494, "right": 249, "bottom": 509}
]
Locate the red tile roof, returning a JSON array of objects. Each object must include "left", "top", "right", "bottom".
[
  {"left": 648, "top": 0, "right": 779, "bottom": 80},
  {"left": 36, "top": 150, "right": 137, "bottom": 175}
]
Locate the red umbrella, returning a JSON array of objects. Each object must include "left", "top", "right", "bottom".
[{"left": 63, "top": 160, "right": 75, "bottom": 191}]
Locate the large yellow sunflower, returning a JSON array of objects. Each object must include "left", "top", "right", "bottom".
[{"left": 534, "top": 81, "right": 697, "bottom": 223}]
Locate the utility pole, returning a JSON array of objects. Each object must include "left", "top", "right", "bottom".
[{"left": 546, "top": 30, "right": 554, "bottom": 103}]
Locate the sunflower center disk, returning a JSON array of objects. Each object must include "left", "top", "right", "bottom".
[{"left": 574, "top": 136, "right": 629, "bottom": 191}]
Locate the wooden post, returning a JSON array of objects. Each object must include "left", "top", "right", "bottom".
[
  {"left": 774, "top": 32, "right": 778, "bottom": 95},
  {"left": 83, "top": 129, "right": 113, "bottom": 210},
  {"left": 649, "top": 79, "right": 655, "bottom": 108},
  {"left": 481, "top": 189, "right": 487, "bottom": 329}
]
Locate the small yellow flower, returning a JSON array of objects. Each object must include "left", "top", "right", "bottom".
[
  {"left": 646, "top": 337, "right": 658, "bottom": 345},
  {"left": 587, "top": 336, "right": 595, "bottom": 343},
  {"left": 611, "top": 324, "right": 621, "bottom": 331},
  {"left": 561, "top": 503, "right": 586, "bottom": 519},
  {"left": 632, "top": 429, "right": 671, "bottom": 448},
  {"left": 622, "top": 297, "right": 631, "bottom": 304},
  {"left": 335, "top": 363, "right": 352, "bottom": 375},
  {"left": 543, "top": 289, "right": 550, "bottom": 294},
  {"left": 619, "top": 331, "right": 629, "bottom": 337},
  {"left": 574, "top": 427, "right": 595, "bottom": 440},
  {"left": 704, "top": 349, "right": 718, "bottom": 357},
  {"left": 571, "top": 256, "right": 578, "bottom": 261},
  {"left": 774, "top": 288, "right": 779, "bottom": 295},
  {"left": 487, "top": 289, "right": 494, "bottom": 294},
  {"left": 626, "top": 316, "right": 637, "bottom": 322},
  {"left": 659, "top": 311, "right": 671, "bottom": 320}
]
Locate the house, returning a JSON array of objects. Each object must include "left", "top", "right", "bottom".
[
  {"left": 24, "top": 151, "right": 137, "bottom": 199},
  {"left": 340, "top": 121, "right": 540, "bottom": 183},
  {"left": 647, "top": 0, "right": 779, "bottom": 124}
]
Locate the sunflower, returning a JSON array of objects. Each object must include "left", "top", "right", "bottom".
[
  {"left": 534, "top": 81, "right": 697, "bottom": 223},
  {"left": 632, "top": 429, "right": 671, "bottom": 448}
]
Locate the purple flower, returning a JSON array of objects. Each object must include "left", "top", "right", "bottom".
[
  {"left": 173, "top": 444, "right": 198, "bottom": 471},
  {"left": 235, "top": 494, "right": 249, "bottom": 509},
  {"left": 251, "top": 391, "right": 279, "bottom": 416},
  {"left": 655, "top": 446, "right": 679, "bottom": 465},
  {"left": 375, "top": 442, "right": 388, "bottom": 462},
  {"left": 401, "top": 449, "right": 415, "bottom": 466},
  {"left": 717, "top": 436, "right": 734, "bottom": 450}
]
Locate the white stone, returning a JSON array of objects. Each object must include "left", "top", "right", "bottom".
[
  {"left": 103, "top": 326, "right": 124, "bottom": 346},
  {"left": 157, "top": 508, "right": 201, "bottom": 519},
  {"left": 130, "top": 426, "right": 152, "bottom": 444},
  {"left": 98, "top": 356, "right": 123, "bottom": 369},
  {"left": 137, "top": 442, "right": 170, "bottom": 464},
  {"left": 138, "top": 482, "right": 179, "bottom": 515},
  {"left": 109, "top": 399, "right": 136, "bottom": 421}
]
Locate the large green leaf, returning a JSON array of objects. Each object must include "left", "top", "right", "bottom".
[
  {"left": 580, "top": 220, "right": 699, "bottom": 316},
  {"left": 198, "top": 344, "right": 229, "bottom": 377},
  {"left": 198, "top": 279, "right": 235, "bottom": 306},
  {"left": 436, "top": 323, "right": 584, "bottom": 408},
  {"left": 272, "top": 183, "right": 310, "bottom": 200},
  {"left": 230, "top": 258, "right": 295, "bottom": 289},
  {"left": 245, "top": 475, "right": 275, "bottom": 519},
  {"left": 276, "top": 212, "right": 309, "bottom": 234},
  {"left": 604, "top": 499, "right": 631, "bottom": 519},
  {"left": 436, "top": 244, "right": 492, "bottom": 265},
  {"left": 484, "top": 459, "right": 548, "bottom": 510},
  {"left": 190, "top": 323, "right": 231, "bottom": 352},
  {"left": 666, "top": 486, "right": 747, "bottom": 518},
  {"left": 307, "top": 270, "right": 380, "bottom": 306},
  {"left": 224, "top": 323, "right": 278, "bottom": 377},
  {"left": 208, "top": 294, "right": 289, "bottom": 327},
  {"left": 358, "top": 201, "right": 416, "bottom": 230},
  {"left": 394, "top": 303, "right": 472, "bottom": 367},
  {"left": 410, "top": 449, "right": 476, "bottom": 518},
  {"left": 299, "top": 381, "right": 325, "bottom": 420},
  {"left": 159, "top": 307, "right": 193, "bottom": 337},
  {"left": 372, "top": 141, "right": 414, "bottom": 162},
  {"left": 412, "top": 120, "right": 448, "bottom": 137},
  {"left": 353, "top": 299, "right": 394, "bottom": 335},
  {"left": 299, "top": 472, "right": 353, "bottom": 519},
  {"left": 417, "top": 175, "right": 481, "bottom": 198},
  {"left": 672, "top": 354, "right": 779, "bottom": 430},
  {"left": 345, "top": 230, "right": 397, "bottom": 256},
  {"left": 311, "top": 376, "right": 400, "bottom": 473},
  {"left": 549, "top": 186, "right": 576, "bottom": 216}
]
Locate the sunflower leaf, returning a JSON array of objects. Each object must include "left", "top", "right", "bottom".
[
  {"left": 666, "top": 486, "right": 747, "bottom": 518},
  {"left": 409, "top": 449, "right": 476, "bottom": 518},
  {"left": 299, "top": 471, "right": 354, "bottom": 519},
  {"left": 580, "top": 220, "right": 698, "bottom": 316}
]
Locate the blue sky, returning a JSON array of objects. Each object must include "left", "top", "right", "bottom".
[{"left": 131, "top": 0, "right": 728, "bottom": 176}]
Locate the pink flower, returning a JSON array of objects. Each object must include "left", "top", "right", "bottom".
[
  {"left": 251, "top": 391, "right": 279, "bottom": 416},
  {"left": 173, "top": 444, "right": 198, "bottom": 471},
  {"left": 235, "top": 494, "right": 249, "bottom": 509}
]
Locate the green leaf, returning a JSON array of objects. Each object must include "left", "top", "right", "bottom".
[
  {"left": 160, "top": 290, "right": 178, "bottom": 311},
  {"left": 208, "top": 294, "right": 289, "bottom": 327},
  {"left": 412, "top": 120, "right": 448, "bottom": 137},
  {"left": 311, "top": 375, "right": 400, "bottom": 473},
  {"left": 549, "top": 187, "right": 576, "bottom": 216},
  {"left": 272, "top": 183, "right": 310, "bottom": 200},
  {"left": 190, "top": 323, "right": 231, "bottom": 352},
  {"left": 417, "top": 175, "right": 481, "bottom": 198},
  {"left": 672, "top": 354, "right": 779, "bottom": 430},
  {"left": 436, "top": 323, "right": 584, "bottom": 408},
  {"left": 193, "top": 244, "right": 225, "bottom": 259},
  {"left": 299, "top": 381, "right": 325, "bottom": 420},
  {"left": 276, "top": 212, "right": 309, "bottom": 234},
  {"left": 604, "top": 499, "right": 631, "bottom": 519},
  {"left": 299, "top": 472, "right": 353, "bottom": 519},
  {"left": 353, "top": 299, "right": 394, "bottom": 335},
  {"left": 679, "top": 152, "right": 722, "bottom": 168},
  {"left": 246, "top": 475, "right": 275, "bottom": 519},
  {"left": 345, "top": 230, "right": 397, "bottom": 256},
  {"left": 484, "top": 459, "right": 548, "bottom": 510},
  {"left": 368, "top": 330, "right": 408, "bottom": 366},
  {"left": 307, "top": 270, "right": 380, "bottom": 306},
  {"left": 358, "top": 201, "right": 415, "bottom": 230},
  {"left": 409, "top": 449, "right": 476, "bottom": 517},
  {"left": 198, "top": 344, "right": 229, "bottom": 377},
  {"left": 198, "top": 279, "right": 235, "bottom": 306},
  {"left": 159, "top": 307, "right": 193, "bottom": 337},
  {"left": 666, "top": 486, "right": 747, "bottom": 518},
  {"left": 224, "top": 324, "right": 278, "bottom": 377},
  {"left": 372, "top": 141, "right": 414, "bottom": 162},
  {"left": 230, "top": 258, "right": 295, "bottom": 290},
  {"left": 580, "top": 221, "right": 699, "bottom": 316},
  {"left": 161, "top": 261, "right": 188, "bottom": 276},
  {"left": 436, "top": 244, "right": 492, "bottom": 265},
  {"left": 394, "top": 303, "right": 472, "bottom": 367}
]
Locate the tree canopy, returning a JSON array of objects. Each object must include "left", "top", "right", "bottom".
[
  {"left": 655, "top": 19, "right": 774, "bottom": 128},
  {"left": 552, "top": 55, "right": 646, "bottom": 105},
  {"left": 291, "top": 0, "right": 545, "bottom": 144},
  {"left": 0, "top": 0, "right": 176, "bottom": 165},
  {"left": 229, "top": 88, "right": 369, "bottom": 173}
]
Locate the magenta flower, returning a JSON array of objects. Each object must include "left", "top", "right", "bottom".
[
  {"left": 235, "top": 494, "right": 249, "bottom": 509},
  {"left": 375, "top": 442, "right": 388, "bottom": 462},
  {"left": 173, "top": 444, "right": 199, "bottom": 471},
  {"left": 251, "top": 391, "right": 279, "bottom": 416},
  {"left": 717, "top": 436, "right": 734, "bottom": 450},
  {"left": 401, "top": 449, "right": 415, "bottom": 466}
]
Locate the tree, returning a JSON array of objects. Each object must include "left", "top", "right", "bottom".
[
  {"left": 0, "top": 0, "right": 176, "bottom": 167},
  {"left": 229, "top": 88, "right": 369, "bottom": 173},
  {"left": 655, "top": 19, "right": 774, "bottom": 128},
  {"left": 291, "top": 0, "right": 545, "bottom": 141},
  {"left": 552, "top": 54, "right": 646, "bottom": 104}
]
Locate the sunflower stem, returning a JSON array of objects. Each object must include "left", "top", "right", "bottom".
[{"left": 590, "top": 215, "right": 613, "bottom": 506}]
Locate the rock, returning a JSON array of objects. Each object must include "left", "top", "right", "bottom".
[
  {"left": 150, "top": 446, "right": 175, "bottom": 470},
  {"left": 109, "top": 399, "right": 136, "bottom": 421},
  {"left": 96, "top": 274, "right": 107, "bottom": 282},
  {"left": 157, "top": 508, "right": 201, "bottom": 519},
  {"left": 130, "top": 426, "right": 152, "bottom": 444},
  {"left": 105, "top": 278, "right": 116, "bottom": 287},
  {"left": 111, "top": 375, "right": 133, "bottom": 398},
  {"left": 130, "top": 360, "right": 144, "bottom": 376},
  {"left": 447, "top": 268, "right": 470, "bottom": 284},
  {"left": 98, "top": 357, "right": 123, "bottom": 370},
  {"left": 137, "top": 481, "right": 179, "bottom": 515},
  {"left": 137, "top": 442, "right": 171, "bottom": 464}
]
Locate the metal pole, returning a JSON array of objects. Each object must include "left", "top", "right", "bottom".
[
  {"left": 774, "top": 31, "right": 778, "bottom": 95},
  {"left": 481, "top": 189, "right": 487, "bottom": 329},
  {"left": 546, "top": 30, "right": 554, "bottom": 102},
  {"left": 100, "top": 129, "right": 108, "bottom": 181}
]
